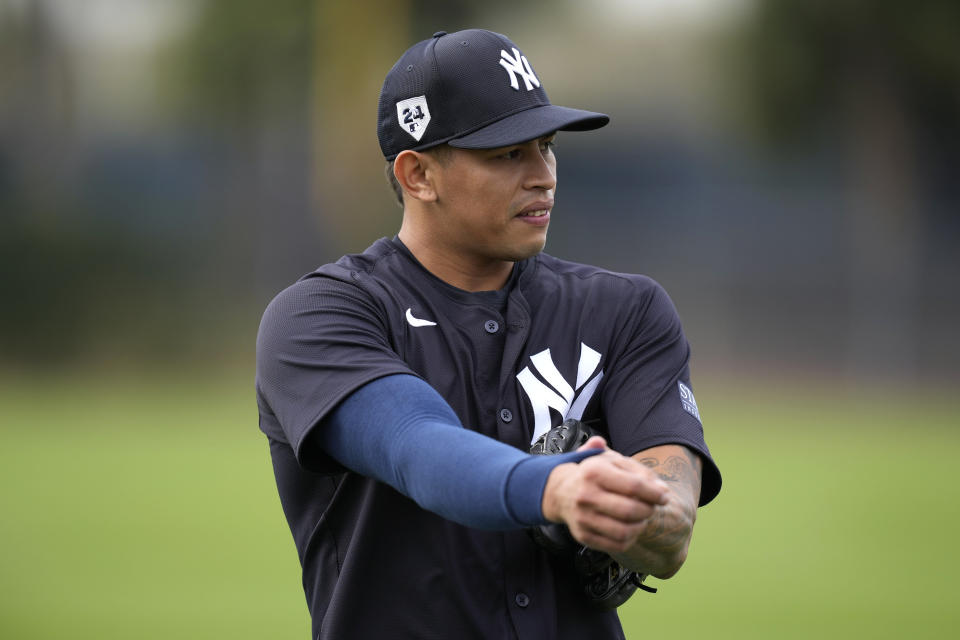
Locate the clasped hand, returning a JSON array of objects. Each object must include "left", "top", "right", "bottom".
[{"left": 541, "top": 436, "right": 669, "bottom": 555}]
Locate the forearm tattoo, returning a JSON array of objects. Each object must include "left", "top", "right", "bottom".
[
  {"left": 623, "top": 448, "right": 703, "bottom": 569},
  {"left": 637, "top": 448, "right": 702, "bottom": 489}
]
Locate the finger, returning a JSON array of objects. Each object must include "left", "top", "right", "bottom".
[
  {"left": 583, "top": 459, "right": 669, "bottom": 505},
  {"left": 576, "top": 435, "right": 608, "bottom": 452},
  {"left": 570, "top": 515, "right": 647, "bottom": 553},
  {"left": 582, "top": 492, "right": 658, "bottom": 524},
  {"left": 606, "top": 455, "right": 671, "bottom": 502}
]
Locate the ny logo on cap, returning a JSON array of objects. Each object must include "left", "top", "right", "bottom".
[
  {"left": 396, "top": 96, "right": 431, "bottom": 141},
  {"left": 499, "top": 48, "right": 540, "bottom": 91}
]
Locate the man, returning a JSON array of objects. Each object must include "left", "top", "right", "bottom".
[{"left": 257, "top": 29, "right": 721, "bottom": 639}]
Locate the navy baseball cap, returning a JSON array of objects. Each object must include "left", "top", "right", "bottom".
[{"left": 377, "top": 29, "right": 609, "bottom": 160}]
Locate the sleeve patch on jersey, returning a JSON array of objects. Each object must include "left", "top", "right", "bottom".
[{"left": 677, "top": 381, "right": 701, "bottom": 422}]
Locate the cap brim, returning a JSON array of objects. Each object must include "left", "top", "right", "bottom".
[{"left": 447, "top": 105, "right": 609, "bottom": 150}]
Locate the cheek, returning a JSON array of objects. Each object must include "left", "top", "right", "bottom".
[
  {"left": 466, "top": 182, "right": 510, "bottom": 217},
  {"left": 443, "top": 170, "right": 518, "bottom": 233}
]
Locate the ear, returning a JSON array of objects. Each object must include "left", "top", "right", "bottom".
[{"left": 394, "top": 150, "right": 438, "bottom": 203}]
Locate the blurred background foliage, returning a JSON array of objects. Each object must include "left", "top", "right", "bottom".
[
  {"left": 1, "top": 0, "right": 958, "bottom": 638},
  {"left": 1, "top": 0, "right": 957, "bottom": 382}
]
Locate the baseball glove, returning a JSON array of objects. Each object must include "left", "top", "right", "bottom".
[{"left": 529, "top": 418, "right": 656, "bottom": 610}]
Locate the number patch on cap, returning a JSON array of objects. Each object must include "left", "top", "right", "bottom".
[{"left": 396, "top": 96, "right": 431, "bottom": 141}]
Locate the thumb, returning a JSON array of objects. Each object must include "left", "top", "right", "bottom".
[{"left": 577, "top": 435, "right": 608, "bottom": 452}]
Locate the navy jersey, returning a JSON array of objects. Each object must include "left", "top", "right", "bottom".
[{"left": 256, "top": 237, "right": 721, "bottom": 639}]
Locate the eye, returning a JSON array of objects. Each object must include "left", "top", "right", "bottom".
[
  {"left": 498, "top": 148, "right": 522, "bottom": 160},
  {"left": 540, "top": 139, "right": 556, "bottom": 153}
]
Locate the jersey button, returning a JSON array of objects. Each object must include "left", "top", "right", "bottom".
[
  {"left": 484, "top": 320, "right": 500, "bottom": 333},
  {"left": 499, "top": 408, "right": 513, "bottom": 423},
  {"left": 515, "top": 593, "right": 530, "bottom": 608}
]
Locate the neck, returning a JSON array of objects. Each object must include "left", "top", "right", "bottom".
[{"left": 398, "top": 226, "right": 514, "bottom": 292}]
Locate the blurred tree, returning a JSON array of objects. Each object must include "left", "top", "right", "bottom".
[
  {"left": 173, "top": 0, "right": 314, "bottom": 129},
  {"left": 1, "top": 0, "right": 325, "bottom": 366},
  {"left": 0, "top": 0, "right": 77, "bottom": 220},
  {"left": 310, "top": 1, "right": 521, "bottom": 250},
  {"left": 735, "top": 0, "right": 960, "bottom": 381},
  {"left": 172, "top": 0, "right": 519, "bottom": 281},
  {"left": 310, "top": 0, "right": 412, "bottom": 249},
  {"left": 741, "top": 1, "right": 959, "bottom": 144},
  {"left": 171, "top": 0, "right": 321, "bottom": 300},
  {"left": 0, "top": 1, "right": 91, "bottom": 364}
]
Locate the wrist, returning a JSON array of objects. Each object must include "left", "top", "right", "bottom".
[{"left": 541, "top": 462, "right": 576, "bottom": 523}]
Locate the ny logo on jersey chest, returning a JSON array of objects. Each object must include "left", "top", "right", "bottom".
[{"left": 516, "top": 343, "right": 603, "bottom": 445}]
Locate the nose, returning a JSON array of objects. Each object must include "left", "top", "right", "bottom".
[{"left": 522, "top": 142, "right": 556, "bottom": 192}]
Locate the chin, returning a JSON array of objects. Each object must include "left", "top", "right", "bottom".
[{"left": 505, "top": 238, "right": 547, "bottom": 262}]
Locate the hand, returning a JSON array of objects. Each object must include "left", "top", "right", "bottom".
[{"left": 541, "top": 437, "right": 670, "bottom": 555}]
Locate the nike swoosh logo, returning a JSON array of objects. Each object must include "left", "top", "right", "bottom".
[{"left": 405, "top": 308, "right": 437, "bottom": 328}]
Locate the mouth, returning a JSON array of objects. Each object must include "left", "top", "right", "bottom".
[
  {"left": 515, "top": 200, "right": 554, "bottom": 221},
  {"left": 515, "top": 208, "right": 551, "bottom": 228},
  {"left": 517, "top": 209, "right": 550, "bottom": 218}
]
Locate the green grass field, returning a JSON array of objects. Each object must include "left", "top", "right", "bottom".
[{"left": 1, "top": 372, "right": 957, "bottom": 639}]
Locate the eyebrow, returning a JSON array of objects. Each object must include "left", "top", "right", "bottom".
[{"left": 483, "top": 133, "right": 557, "bottom": 156}]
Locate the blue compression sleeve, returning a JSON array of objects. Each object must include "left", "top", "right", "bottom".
[{"left": 315, "top": 374, "right": 600, "bottom": 530}]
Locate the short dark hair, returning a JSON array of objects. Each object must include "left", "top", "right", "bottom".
[{"left": 384, "top": 145, "right": 452, "bottom": 208}]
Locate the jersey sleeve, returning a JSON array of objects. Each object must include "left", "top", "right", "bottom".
[
  {"left": 600, "top": 279, "right": 721, "bottom": 506},
  {"left": 255, "top": 274, "right": 416, "bottom": 471}
]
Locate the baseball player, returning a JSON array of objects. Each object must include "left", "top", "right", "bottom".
[{"left": 256, "top": 29, "right": 721, "bottom": 639}]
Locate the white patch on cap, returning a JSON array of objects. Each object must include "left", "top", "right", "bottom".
[
  {"left": 678, "top": 381, "right": 701, "bottom": 423},
  {"left": 396, "top": 96, "right": 431, "bottom": 141}
]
